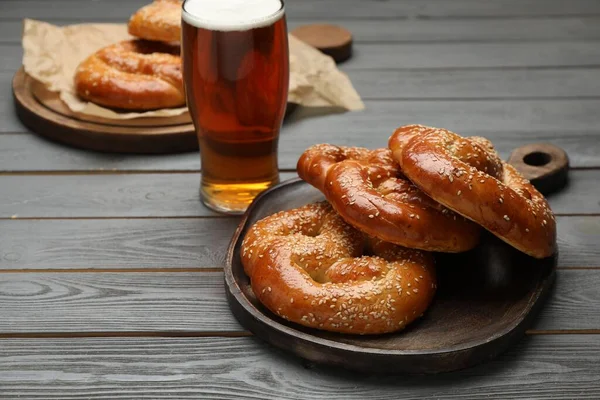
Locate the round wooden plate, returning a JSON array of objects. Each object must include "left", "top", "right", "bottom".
[
  {"left": 13, "top": 68, "right": 299, "bottom": 154},
  {"left": 12, "top": 68, "right": 197, "bottom": 154},
  {"left": 225, "top": 144, "right": 568, "bottom": 374}
]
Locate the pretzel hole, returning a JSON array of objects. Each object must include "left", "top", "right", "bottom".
[{"left": 523, "top": 152, "right": 551, "bottom": 167}]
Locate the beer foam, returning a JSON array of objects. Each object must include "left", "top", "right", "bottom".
[{"left": 182, "top": 0, "right": 284, "bottom": 31}]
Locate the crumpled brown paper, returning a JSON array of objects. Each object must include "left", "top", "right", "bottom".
[{"left": 21, "top": 18, "right": 364, "bottom": 120}]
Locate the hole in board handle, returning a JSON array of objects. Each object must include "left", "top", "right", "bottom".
[{"left": 523, "top": 152, "right": 551, "bottom": 167}]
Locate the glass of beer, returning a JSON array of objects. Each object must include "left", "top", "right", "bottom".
[{"left": 181, "top": 0, "right": 289, "bottom": 214}]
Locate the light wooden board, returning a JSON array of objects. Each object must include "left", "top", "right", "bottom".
[{"left": 0, "top": 335, "right": 599, "bottom": 399}]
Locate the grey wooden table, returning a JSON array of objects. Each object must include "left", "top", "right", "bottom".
[{"left": 1, "top": 0, "right": 600, "bottom": 398}]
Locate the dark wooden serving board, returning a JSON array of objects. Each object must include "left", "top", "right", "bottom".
[
  {"left": 225, "top": 144, "right": 569, "bottom": 374},
  {"left": 12, "top": 68, "right": 198, "bottom": 154},
  {"left": 12, "top": 68, "right": 299, "bottom": 154}
]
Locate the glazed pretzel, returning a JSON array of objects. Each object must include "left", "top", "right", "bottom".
[
  {"left": 74, "top": 40, "right": 185, "bottom": 110},
  {"left": 297, "top": 144, "right": 481, "bottom": 252},
  {"left": 389, "top": 124, "right": 557, "bottom": 259},
  {"left": 128, "top": 0, "right": 182, "bottom": 44},
  {"left": 241, "top": 202, "right": 437, "bottom": 335}
]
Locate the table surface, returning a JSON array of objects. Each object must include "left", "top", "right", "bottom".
[{"left": 2, "top": 0, "right": 600, "bottom": 398}]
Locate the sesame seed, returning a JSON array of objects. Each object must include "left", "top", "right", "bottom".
[
  {"left": 504, "top": 215, "right": 510, "bottom": 221},
  {"left": 369, "top": 214, "right": 374, "bottom": 219},
  {"left": 457, "top": 190, "right": 462, "bottom": 196},
  {"left": 499, "top": 198, "right": 503, "bottom": 204}
]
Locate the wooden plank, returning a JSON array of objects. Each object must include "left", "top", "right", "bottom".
[
  {"left": 0, "top": 268, "right": 599, "bottom": 334},
  {"left": 0, "top": 218, "right": 240, "bottom": 270},
  {"left": 348, "top": 68, "right": 600, "bottom": 99},
  {"left": 4, "top": 18, "right": 600, "bottom": 44},
  {"left": 0, "top": 170, "right": 595, "bottom": 218},
  {"left": 0, "top": 173, "right": 296, "bottom": 218},
  {"left": 342, "top": 41, "right": 600, "bottom": 70},
  {"left": 5, "top": 69, "right": 600, "bottom": 136},
  {"left": 0, "top": 216, "right": 596, "bottom": 271},
  {"left": 5, "top": 64, "right": 600, "bottom": 106},
  {"left": 0, "top": 134, "right": 201, "bottom": 171},
  {"left": 301, "top": 18, "right": 600, "bottom": 43},
  {"left": 5, "top": 42, "right": 600, "bottom": 74},
  {"left": 2, "top": 0, "right": 600, "bottom": 20},
  {"left": 2, "top": 101, "right": 600, "bottom": 169},
  {"left": 0, "top": 335, "right": 599, "bottom": 399},
  {"left": 0, "top": 272, "right": 243, "bottom": 333},
  {"left": 0, "top": 45, "right": 21, "bottom": 74}
]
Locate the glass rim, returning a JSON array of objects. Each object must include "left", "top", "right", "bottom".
[{"left": 182, "top": 0, "right": 285, "bottom": 31}]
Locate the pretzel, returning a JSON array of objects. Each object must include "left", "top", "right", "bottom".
[
  {"left": 297, "top": 144, "right": 481, "bottom": 252},
  {"left": 74, "top": 40, "right": 185, "bottom": 110},
  {"left": 241, "top": 202, "right": 437, "bottom": 335},
  {"left": 389, "top": 124, "right": 557, "bottom": 259},
  {"left": 128, "top": 0, "right": 182, "bottom": 44}
]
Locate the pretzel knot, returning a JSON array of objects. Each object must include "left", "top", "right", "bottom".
[
  {"left": 297, "top": 144, "right": 481, "bottom": 252},
  {"left": 389, "top": 124, "right": 557, "bottom": 259},
  {"left": 74, "top": 40, "right": 185, "bottom": 110},
  {"left": 241, "top": 202, "right": 437, "bottom": 335}
]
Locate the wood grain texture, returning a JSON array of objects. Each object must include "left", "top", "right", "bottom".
[
  {"left": 6, "top": 70, "right": 600, "bottom": 138},
  {"left": 0, "top": 269, "right": 598, "bottom": 334},
  {"left": 339, "top": 42, "right": 600, "bottom": 70},
  {"left": 347, "top": 68, "right": 600, "bottom": 99},
  {"left": 0, "top": 134, "right": 201, "bottom": 171},
  {"left": 0, "top": 218, "right": 240, "bottom": 270},
  {"left": 0, "top": 170, "right": 596, "bottom": 218},
  {"left": 2, "top": 103, "right": 600, "bottom": 169},
  {"left": 0, "top": 216, "right": 596, "bottom": 271},
  {"left": 5, "top": 70, "right": 600, "bottom": 132},
  {"left": 0, "top": 335, "right": 599, "bottom": 399},
  {"left": 2, "top": 0, "right": 600, "bottom": 20},
  {"left": 291, "top": 18, "right": 600, "bottom": 43},
  {"left": 5, "top": 42, "right": 600, "bottom": 74},
  {"left": 0, "top": 272, "right": 243, "bottom": 333},
  {"left": 4, "top": 18, "right": 600, "bottom": 44},
  {"left": 0, "top": 173, "right": 297, "bottom": 218}
]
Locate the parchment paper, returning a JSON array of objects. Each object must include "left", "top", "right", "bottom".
[{"left": 21, "top": 18, "right": 364, "bottom": 120}]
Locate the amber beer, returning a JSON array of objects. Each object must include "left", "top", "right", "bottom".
[{"left": 181, "top": 0, "right": 289, "bottom": 214}]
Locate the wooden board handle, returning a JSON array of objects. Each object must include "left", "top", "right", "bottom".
[{"left": 507, "top": 143, "right": 569, "bottom": 195}]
